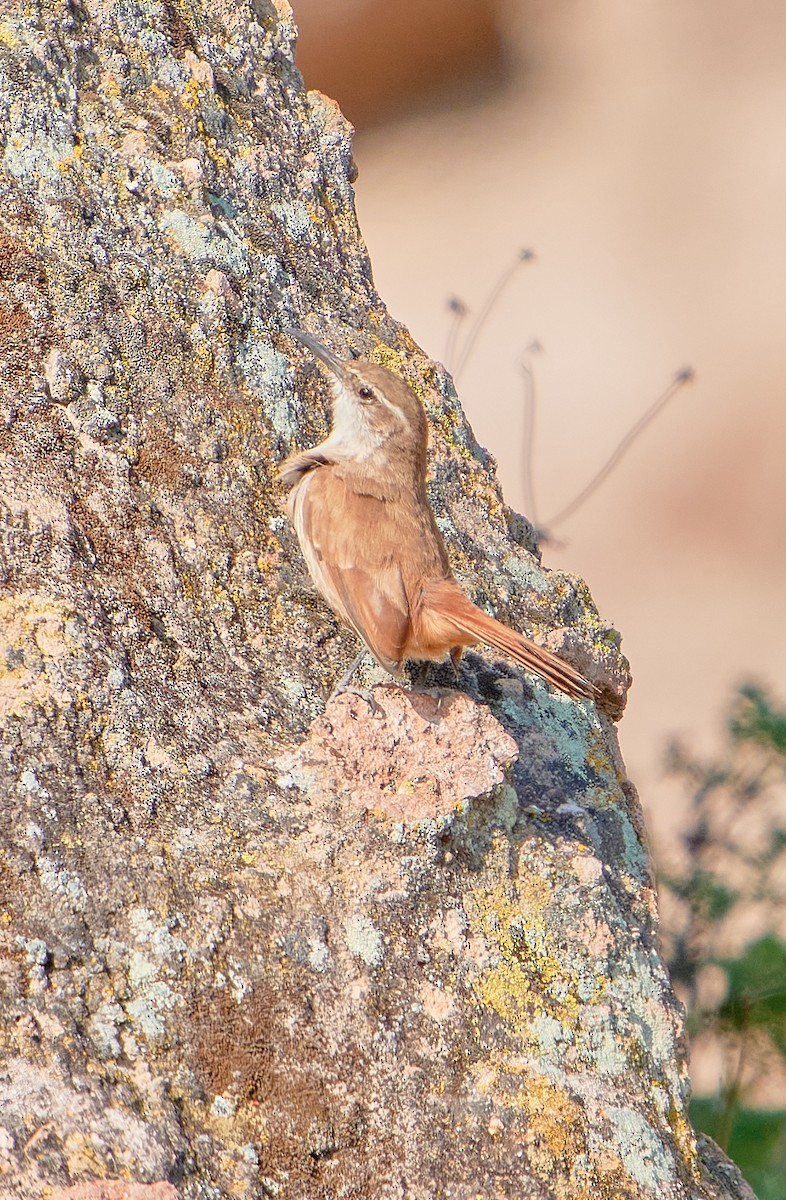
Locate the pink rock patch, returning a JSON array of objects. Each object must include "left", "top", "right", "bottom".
[
  {"left": 279, "top": 685, "right": 518, "bottom": 821},
  {"left": 51, "top": 1182, "right": 178, "bottom": 1200}
]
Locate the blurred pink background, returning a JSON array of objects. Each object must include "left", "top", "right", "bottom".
[{"left": 291, "top": 0, "right": 786, "bottom": 853}]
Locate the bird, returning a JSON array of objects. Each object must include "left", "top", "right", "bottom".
[{"left": 279, "top": 328, "right": 595, "bottom": 702}]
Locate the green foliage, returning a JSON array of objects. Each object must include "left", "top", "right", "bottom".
[
  {"left": 720, "top": 935, "right": 786, "bottom": 1052},
  {"left": 690, "top": 1099, "right": 786, "bottom": 1200},
  {"left": 730, "top": 685, "right": 786, "bottom": 757},
  {"left": 662, "top": 685, "right": 786, "bottom": 1198}
]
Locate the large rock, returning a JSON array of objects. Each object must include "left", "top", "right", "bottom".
[{"left": 0, "top": 2, "right": 752, "bottom": 1198}]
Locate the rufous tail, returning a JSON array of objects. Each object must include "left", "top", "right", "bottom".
[{"left": 423, "top": 583, "right": 596, "bottom": 701}]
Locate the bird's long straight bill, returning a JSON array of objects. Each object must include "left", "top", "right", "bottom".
[{"left": 286, "top": 327, "right": 344, "bottom": 376}]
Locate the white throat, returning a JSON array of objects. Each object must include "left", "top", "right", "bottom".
[{"left": 319, "top": 377, "right": 388, "bottom": 462}]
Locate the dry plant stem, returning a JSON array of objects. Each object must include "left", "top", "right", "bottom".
[
  {"left": 453, "top": 248, "right": 535, "bottom": 377},
  {"left": 444, "top": 297, "right": 468, "bottom": 371},
  {"left": 520, "top": 359, "right": 539, "bottom": 528},
  {"left": 718, "top": 1035, "right": 748, "bottom": 1151},
  {"left": 546, "top": 368, "right": 695, "bottom": 528}
]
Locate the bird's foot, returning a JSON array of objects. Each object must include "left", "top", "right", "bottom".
[
  {"left": 331, "top": 683, "right": 384, "bottom": 717},
  {"left": 328, "top": 651, "right": 384, "bottom": 715}
]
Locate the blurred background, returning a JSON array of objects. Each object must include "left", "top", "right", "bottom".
[
  {"left": 290, "top": 2, "right": 786, "bottom": 1183},
  {"left": 292, "top": 0, "right": 786, "bottom": 842}
]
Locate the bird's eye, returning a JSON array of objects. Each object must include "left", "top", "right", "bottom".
[{"left": 358, "top": 386, "right": 373, "bottom": 400}]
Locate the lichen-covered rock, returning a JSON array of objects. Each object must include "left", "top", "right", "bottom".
[{"left": 0, "top": 2, "right": 749, "bottom": 1198}]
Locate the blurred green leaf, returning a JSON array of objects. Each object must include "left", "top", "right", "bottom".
[
  {"left": 719, "top": 935, "right": 786, "bottom": 1043},
  {"left": 694, "top": 872, "right": 737, "bottom": 923},
  {"left": 730, "top": 686, "right": 786, "bottom": 758}
]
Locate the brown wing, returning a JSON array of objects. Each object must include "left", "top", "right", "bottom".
[{"left": 289, "top": 468, "right": 412, "bottom": 673}]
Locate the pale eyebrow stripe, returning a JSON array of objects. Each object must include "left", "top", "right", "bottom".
[{"left": 375, "top": 389, "right": 407, "bottom": 423}]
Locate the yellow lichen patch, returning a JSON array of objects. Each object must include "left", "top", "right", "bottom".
[
  {"left": 0, "top": 593, "right": 81, "bottom": 719},
  {"left": 584, "top": 726, "right": 622, "bottom": 786},
  {"left": 470, "top": 1061, "right": 601, "bottom": 1196},
  {"left": 475, "top": 955, "right": 532, "bottom": 1029},
  {"left": 666, "top": 1095, "right": 701, "bottom": 1181},
  {"left": 100, "top": 71, "right": 122, "bottom": 99},
  {"left": 368, "top": 343, "right": 405, "bottom": 374},
  {"left": 180, "top": 76, "right": 203, "bottom": 112},
  {"left": 63, "top": 1129, "right": 105, "bottom": 1177},
  {"left": 467, "top": 875, "right": 580, "bottom": 1036},
  {"left": 198, "top": 128, "right": 230, "bottom": 173},
  {"left": 366, "top": 342, "right": 436, "bottom": 406},
  {"left": 0, "top": 21, "right": 21, "bottom": 48},
  {"left": 190, "top": 339, "right": 215, "bottom": 374},
  {"left": 58, "top": 832, "right": 84, "bottom": 850},
  {"left": 430, "top": 402, "right": 462, "bottom": 432},
  {"left": 519, "top": 1074, "right": 588, "bottom": 1172}
]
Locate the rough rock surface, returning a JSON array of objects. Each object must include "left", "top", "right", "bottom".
[
  {"left": 51, "top": 1185, "right": 178, "bottom": 1200},
  {"left": 0, "top": 2, "right": 752, "bottom": 1198}
]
